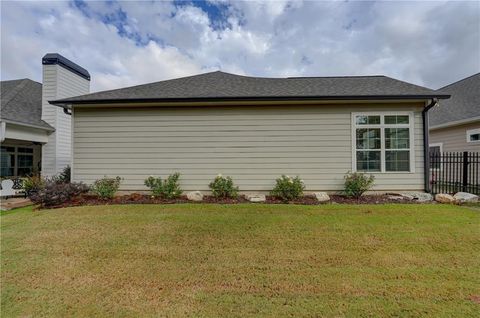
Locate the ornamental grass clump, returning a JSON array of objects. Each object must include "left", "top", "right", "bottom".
[
  {"left": 144, "top": 173, "right": 182, "bottom": 199},
  {"left": 344, "top": 172, "right": 375, "bottom": 198},
  {"left": 271, "top": 175, "right": 305, "bottom": 202},
  {"left": 91, "top": 176, "right": 122, "bottom": 199},
  {"left": 23, "top": 175, "right": 45, "bottom": 197},
  {"left": 209, "top": 174, "right": 239, "bottom": 198}
]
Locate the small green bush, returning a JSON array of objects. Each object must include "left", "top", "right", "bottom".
[
  {"left": 144, "top": 173, "right": 182, "bottom": 199},
  {"left": 209, "top": 174, "right": 239, "bottom": 198},
  {"left": 91, "top": 176, "right": 122, "bottom": 199},
  {"left": 23, "top": 175, "right": 45, "bottom": 197},
  {"left": 58, "top": 165, "right": 71, "bottom": 183},
  {"left": 344, "top": 172, "right": 375, "bottom": 198},
  {"left": 271, "top": 175, "right": 305, "bottom": 202}
]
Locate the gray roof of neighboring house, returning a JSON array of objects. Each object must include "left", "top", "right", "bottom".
[
  {"left": 51, "top": 71, "right": 449, "bottom": 106},
  {"left": 430, "top": 73, "right": 480, "bottom": 128},
  {"left": 0, "top": 79, "right": 54, "bottom": 131}
]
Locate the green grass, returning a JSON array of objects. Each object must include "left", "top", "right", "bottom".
[{"left": 1, "top": 204, "right": 479, "bottom": 317}]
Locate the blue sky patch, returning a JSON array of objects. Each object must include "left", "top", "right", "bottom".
[{"left": 174, "top": 0, "right": 232, "bottom": 30}]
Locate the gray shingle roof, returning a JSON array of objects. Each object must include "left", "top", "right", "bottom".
[
  {"left": 430, "top": 73, "right": 480, "bottom": 127},
  {"left": 51, "top": 71, "right": 449, "bottom": 105},
  {"left": 0, "top": 79, "right": 54, "bottom": 131}
]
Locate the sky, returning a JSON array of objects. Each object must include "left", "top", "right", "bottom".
[{"left": 1, "top": 0, "right": 479, "bottom": 92}]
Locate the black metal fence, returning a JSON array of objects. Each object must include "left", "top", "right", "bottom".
[{"left": 429, "top": 152, "right": 479, "bottom": 195}]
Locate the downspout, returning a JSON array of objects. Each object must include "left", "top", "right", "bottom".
[
  {"left": 422, "top": 98, "right": 438, "bottom": 193},
  {"left": 0, "top": 121, "right": 6, "bottom": 142},
  {"left": 63, "top": 107, "right": 72, "bottom": 115}
]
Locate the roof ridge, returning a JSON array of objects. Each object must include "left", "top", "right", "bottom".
[
  {"left": 380, "top": 75, "right": 437, "bottom": 92},
  {"left": 217, "top": 72, "right": 388, "bottom": 80},
  {"left": 0, "top": 78, "right": 27, "bottom": 84},
  {"left": 0, "top": 78, "right": 42, "bottom": 86},
  {"left": 72, "top": 70, "right": 222, "bottom": 99},
  {"left": 287, "top": 75, "right": 385, "bottom": 79},
  {"left": 438, "top": 72, "right": 480, "bottom": 90}
]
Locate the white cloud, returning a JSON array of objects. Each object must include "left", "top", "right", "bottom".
[
  {"left": 1, "top": 0, "right": 479, "bottom": 92},
  {"left": 0, "top": 1, "right": 206, "bottom": 91}
]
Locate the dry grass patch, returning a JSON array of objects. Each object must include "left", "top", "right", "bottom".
[{"left": 1, "top": 204, "right": 479, "bottom": 317}]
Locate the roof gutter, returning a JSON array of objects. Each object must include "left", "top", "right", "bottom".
[
  {"left": 49, "top": 94, "right": 451, "bottom": 108},
  {"left": 0, "top": 118, "right": 55, "bottom": 132},
  {"left": 422, "top": 98, "right": 438, "bottom": 193}
]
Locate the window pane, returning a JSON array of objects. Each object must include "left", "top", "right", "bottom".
[
  {"left": 385, "top": 115, "right": 409, "bottom": 124},
  {"left": 17, "top": 154, "right": 33, "bottom": 177},
  {"left": 429, "top": 148, "right": 441, "bottom": 169},
  {"left": 0, "top": 152, "right": 15, "bottom": 177},
  {"left": 356, "top": 128, "right": 381, "bottom": 149},
  {"left": 18, "top": 147, "right": 33, "bottom": 153},
  {"left": 356, "top": 115, "right": 380, "bottom": 125},
  {"left": 0, "top": 146, "right": 15, "bottom": 153},
  {"left": 385, "top": 128, "right": 409, "bottom": 149},
  {"left": 356, "top": 151, "right": 381, "bottom": 172},
  {"left": 18, "top": 155, "right": 33, "bottom": 167},
  {"left": 386, "top": 151, "right": 410, "bottom": 171},
  {"left": 469, "top": 133, "right": 480, "bottom": 141}
]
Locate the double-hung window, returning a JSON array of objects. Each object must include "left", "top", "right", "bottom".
[{"left": 353, "top": 113, "right": 414, "bottom": 173}]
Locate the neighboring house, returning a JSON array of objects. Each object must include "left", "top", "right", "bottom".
[
  {"left": 0, "top": 53, "right": 90, "bottom": 178},
  {"left": 429, "top": 73, "right": 480, "bottom": 154},
  {"left": 50, "top": 72, "right": 449, "bottom": 192}
]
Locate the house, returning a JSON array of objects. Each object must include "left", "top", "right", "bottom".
[
  {"left": 429, "top": 73, "right": 480, "bottom": 153},
  {"left": 0, "top": 53, "right": 90, "bottom": 178},
  {"left": 50, "top": 72, "right": 449, "bottom": 193}
]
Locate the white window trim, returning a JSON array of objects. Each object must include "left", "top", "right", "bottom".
[
  {"left": 428, "top": 143, "right": 443, "bottom": 172},
  {"left": 429, "top": 142, "right": 443, "bottom": 153},
  {"left": 351, "top": 112, "right": 415, "bottom": 173},
  {"left": 466, "top": 128, "right": 480, "bottom": 143}
]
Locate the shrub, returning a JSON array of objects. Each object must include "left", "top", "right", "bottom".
[
  {"left": 144, "top": 173, "right": 182, "bottom": 199},
  {"left": 270, "top": 175, "right": 305, "bottom": 202},
  {"left": 58, "top": 165, "right": 71, "bottom": 183},
  {"left": 30, "top": 180, "right": 88, "bottom": 207},
  {"left": 344, "top": 172, "right": 375, "bottom": 198},
  {"left": 91, "top": 176, "right": 122, "bottom": 199},
  {"left": 23, "top": 175, "right": 45, "bottom": 197},
  {"left": 209, "top": 174, "right": 239, "bottom": 198}
]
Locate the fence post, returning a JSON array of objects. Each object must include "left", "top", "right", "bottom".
[{"left": 462, "top": 151, "right": 469, "bottom": 192}]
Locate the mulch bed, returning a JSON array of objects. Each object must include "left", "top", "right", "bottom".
[{"left": 42, "top": 193, "right": 419, "bottom": 209}]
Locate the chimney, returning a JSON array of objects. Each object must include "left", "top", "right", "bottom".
[{"left": 41, "top": 53, "right": 90, "bottom": 177}]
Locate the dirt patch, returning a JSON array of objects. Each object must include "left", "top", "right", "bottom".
[
  {"left": 39, "top": 193, "right": 420, "bottom": 209},
  {"left": 264, "top": 195, "right": 320, "bottom": 205},
  {"left": 469, "top": 295, "right": 480, "bottom": 304},
  {"left": 328, "top": 195, "right": 415, "bottom": 204}
]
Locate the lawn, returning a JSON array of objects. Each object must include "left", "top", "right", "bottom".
[{"left": 1, "top": 204, "right": 479, "bottom": 317}]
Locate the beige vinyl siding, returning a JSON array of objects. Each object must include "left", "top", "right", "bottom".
[
  {"left": 73, "top": 103, "right": 425, "bottom": 192},
  {"left": 430, "top": 122, "right": 480, "bottom": 152}
]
